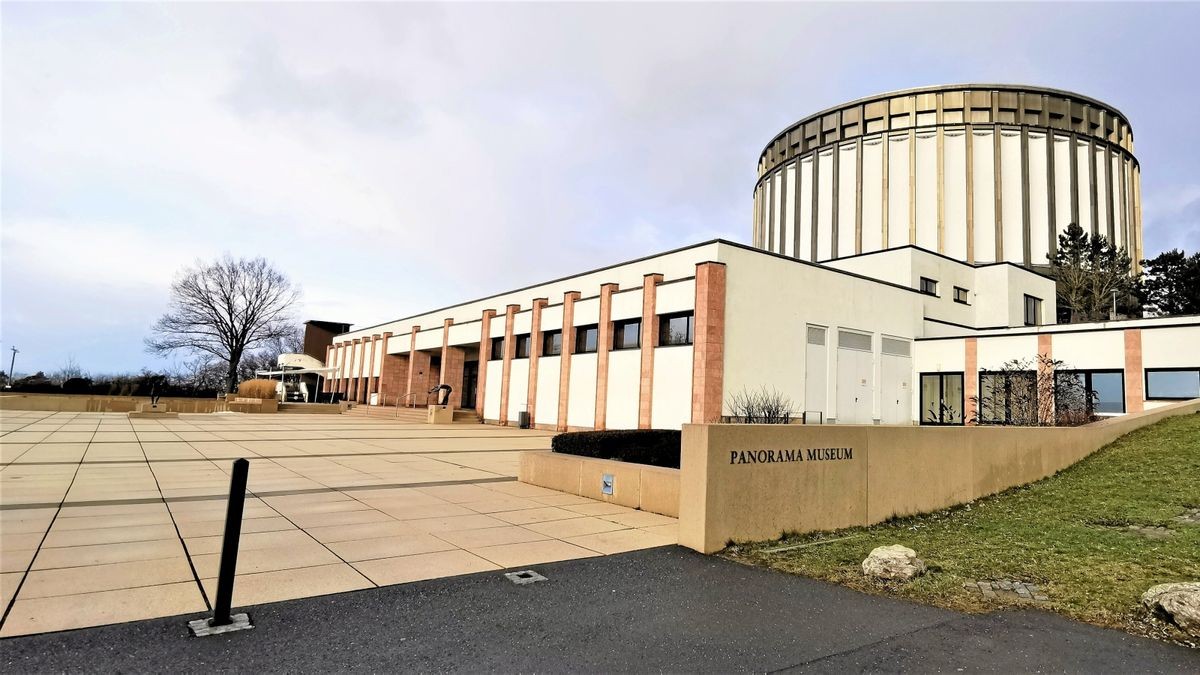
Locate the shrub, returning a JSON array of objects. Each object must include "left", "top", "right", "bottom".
[
  {"left": 725, "top": 386, "right": 794, "bottom": 423},
  {"left": 551, "top": 429, "right": 681, "bottom": 469},
  {"left": 237, "top": 379, "right": 279, "bottom": 400}
]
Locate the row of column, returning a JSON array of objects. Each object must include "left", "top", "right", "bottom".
[
  {"left": 481, "top": 261, "right": 726, "bottom": 431},
  {"left": 962, "top": 327, "right": 1145, "bottom": 425}
]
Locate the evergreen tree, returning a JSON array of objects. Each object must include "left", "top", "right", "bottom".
[
  {"left": 1139, "top": 249, "right": 1200, "bottom": 316},
  {"left": 1048, "top": 223, "right": 1139, "bottom": 323}
]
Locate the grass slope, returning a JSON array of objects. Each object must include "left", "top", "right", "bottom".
[{"left": 726, "top": 413, "right": 1200, "bottom": 646}]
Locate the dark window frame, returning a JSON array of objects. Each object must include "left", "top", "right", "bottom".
[
  {"left": 612, "top": 318, "right": 642, "bottom": 350},
  {"left": 658, "top": 311, "right": 694, "bottom": 347},
  {"left": 919, "top": 277, "right": 938, "bottom": 296},
  {"left": 574, "top": 324, "right": 599, "bottom": 354},
  {"left": 953, "top": 286, "right": 970, "bottom": 305},
  {"left": 489, "top": 337, "right": 505, "bottom": 361},
  {"left": 977, "top": 370, "right": 1038, "bottom": 425},
  {"left": 1024, "top": 294, "right": 1042, "bottom": 326},
  {"left": 513, "top": 334, "right": 532, "bottom": 359},
  {"left": 1144, "top": 367, "right": 1200, "bottom": 401},
  {"left": 1055, "top": 368, "right": 1125, "bottom": 415},
  {"left": 919, "top": 371, "right": 965, "bottom": 426},
  {"left": 541, "top": 329, "right": 563, "bottom": 357}
]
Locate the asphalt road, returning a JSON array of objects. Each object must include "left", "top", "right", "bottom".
[{"left": 2, "top": 547, "right": 1196, "bottom": 673}]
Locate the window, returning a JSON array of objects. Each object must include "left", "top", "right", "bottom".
[
  {"left": 919, "top": 277, "right": 938, "bottom": 296},
  {"left": 920, "top": 373, "right": 964, "bottom": 425},
  {"left": 978, "top": 370, "right": 1037, "bottom": 425},
  {"left": 541, "top": 330, "right": 562, "bottom": 356},
  {"left": 953, "top": 287, "right": 970, "bottom": 304},
  {"left": 837, "top": 330, "right": 872, "bottom": 351},
  {"left": 1024, "top": 295, "right": 1042, "bottom": 326},
  {"left": 489, "top": 337, "right": 504, "bottom": 361},
  {"left": 658, "top": 312, "right": 694, "bottom": 346},
  {"left": 514, "top": 334, "right": 532, "bottom": 359},
  {"left": 574, "top": 325, "right": 598, "bottom": 354},
  {"left": 1056, "top": 370, "right": 1125, "bottom": 418},
  {"left": 612, "top": 319, "right": 641, "bottom": 350},
  {"left": 1146, "top": 368, "right": 1200, "bottom": 400}
]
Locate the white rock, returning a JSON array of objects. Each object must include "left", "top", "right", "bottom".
[
  {"left": 861, "top": 544, "right": 927, "bottom": 581},
  {"left": 1141, "top": 582, "right": 1200, "bottom": 637}
]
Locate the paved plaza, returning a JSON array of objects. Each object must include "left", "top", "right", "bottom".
[{"left": 0, "top": 410, "right": 677, "bottom": 637}]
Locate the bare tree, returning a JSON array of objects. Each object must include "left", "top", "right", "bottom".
[
  {"left": 145, "top": 256, "right": 300, "bottom": 393},
  {"left": 725, "top": 386, "right": 794, "bottom": 424},
  {"left": 51, "top": 355, "right": 88, "bottom": 385}
]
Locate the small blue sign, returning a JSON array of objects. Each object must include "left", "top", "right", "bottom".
[{"left": 601, "top": 473, "right": 614, "bottom": 495}]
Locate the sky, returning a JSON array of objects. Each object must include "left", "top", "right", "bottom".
[{"left": 3, "top": 2, "right": 1199, "bottom": 376}]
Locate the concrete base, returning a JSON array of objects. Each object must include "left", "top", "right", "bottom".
[
  {"left": 427, "top": 405, "right": 454, "bottom": 424},
  {"left": 188, "top": 613, "right": 253, "bottom": 637},
  {"left": 128, "top": 404, "right": 179, "bottom": 419}
]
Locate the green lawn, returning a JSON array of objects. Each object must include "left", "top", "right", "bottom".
[{"left": 726, "top": 413, "right": 1200, "bottom": 646}]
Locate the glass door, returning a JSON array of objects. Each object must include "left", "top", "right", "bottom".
[{"left": 920, "top": 372, "right": 964, "bottom": 425}]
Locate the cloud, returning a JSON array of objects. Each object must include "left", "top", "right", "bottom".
[{"left": 3, "top": 2, "right": 1200, "bottom": 372}]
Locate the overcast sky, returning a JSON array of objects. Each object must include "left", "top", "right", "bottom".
[{"left": 3, "top": 2, "right": 1199, "bottom": 375}]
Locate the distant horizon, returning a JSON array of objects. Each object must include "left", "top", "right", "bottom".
[{"left": 4, "top": 2, "right": 1199, "bottom": 374}]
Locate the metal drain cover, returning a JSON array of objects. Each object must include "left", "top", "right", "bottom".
[{"left": 504, "top": 570, "right": 547, "bottom": 585}]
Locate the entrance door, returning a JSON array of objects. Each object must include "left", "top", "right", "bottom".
[{"left": 460, "top": 361, "right": 479, "bottom": 409}]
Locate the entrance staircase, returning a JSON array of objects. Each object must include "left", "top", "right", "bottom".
[{"left": 342, "top": 404, "right": 480, "bottom": 424}]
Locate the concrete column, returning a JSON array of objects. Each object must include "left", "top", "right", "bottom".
[
  {"left": 527, "top": 298, "right": 549, "bottom": 426},
  {"left": 691, "top": 263, "right": 726, "bottom": 424},
  {"left": 1037, "top": 333, "right": 1054, "bottom": 424},
  {"left": 639, "top": 273, "right": 664, "bottom": 429},
  {"left": 499, "top": 304, "right": 519, "bottom": 426},
  {"left": 1124, "top": 329, "right": 1144, "bottom": 414},
  {"left": 594, "top": 283, "right": 619, "bottom": 430},
  {"left": 439, "top": 319, "right": 465, "bottom": 409},
  {"left": 323, "top": 345, "right": 333, "bottom": 393},
  {"left": 377, "top": 332, "right": 392, "bottom": 401},
  {"left": 348, "top": 339, "right": 361, "bottom": 402},
  {"left": 477, "top": 310, "right": 496, "bottom": 420},
  {"left": 964, "top": 337, "right": 978, "bottom": 425},
  {"left": 337, "top": 343, "right": 348, "bottom": 395},
  {"left": 379, "top": 350, "right": 408, "bottom": 407},
  {"left": 556, "top": 291, "right": 581, "bottom": 432},
  {"left": 362, "top": 335, "right": 378, "bottom": 404},
  {"left": 405, "top": 326, "right": 421, "bottom": 407}
]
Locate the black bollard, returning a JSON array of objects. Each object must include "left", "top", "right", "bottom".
[{"left": 210, "top": 458, "right": 249, "bottom": 627}]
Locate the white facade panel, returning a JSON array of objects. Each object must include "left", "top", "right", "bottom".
[
  {"left": 838, "top": 143, "right": 858, "bottom": 258},
  {"left": 913, "top": 337, "right": 966, "bottom": 374},
  {"left": 610, "top": 288, "right": 642, "bottom": 321},
  {"left": 566, "top": 354, "right": 597, "bottom": 428},
  {"left": 798, "top": 156, "right": 814, "bottom": 261},
  {"left": 861, "top": 137, "right": 884, "bottom": 253},
  {"left": 816, "top": 149, "right": 834, "bottom": 261},
  {"left": 805, "top": 338, "right": 827, "bottom": 419},
  {"left": 540, "top": 305, "right": 564, "bottom": 332},
  {"left": 1095, "top": 147, "right": 1109, "bottom": 239},
  {"left": 977, "top": 334, "right": 1038, "bottom": 371},
  {"left": 887, "top": 134, "right": 910, "bottom": 249},
  {"left": 1112, "top": 153, "right": 1124, "bottom": 250},
  {"left": 1052, "top": 331, "right": 1125, "bottom": 370},
  {"left": 771, "top": 172, "right": 782, "bottom": 253},
  {"left": 914, "top": 131, "right": 938, "bottom": 251},
  {"left": 489, "top": 318, "right": 506, "bottom": 339},
  {"left": 1028, "top": 132, "right": 1050, "bottom": 267},
  {"left": 1053, "top": 135, "right": 1072, "bottom": 238},
  {"left": 783, "top": 164, "right": 797, "bottom": 257},
  {"left": 573, "top": 298, "right": 600, "bottom": 327},
  {"left": 880, "top": 352, "right": 912, "bottom": 425},
  {"left": 656, "top": 279, "right": 695, "bottom": 315},
  {"left": 999, "top": 129, "right": 1024, "bottom": 264},
  {"left": 534, "top": 357, "right": 561, "bottom": 427},
  {"left": 651, "top": 346, "right": 693, "bottom": 429},
  {"left": 604, "top": 350, "right": 641, "bottom": 430},
  {"left": 506, "top": 360, "right": 530, "bottom": 421},
  {"left": 513, "top": 310, "right": 533, "bottom": 335},
  {"left": 971, "top": 130, "right": 996, "bottom": 262},
  {"left": 1142, "top": 326, "right": 1200, "bottom": 369},
  {"left": 1076, "top": 140, "right": 1092, "bottom": 233},
  {"left": 447, "top": 322, "right": 478, "bottom": 347},
  {"left": 943, "top": 130, "right": 967, "bottom": 260},
  {"left": 414, "top": 328, "right": 442, "bottom": 351},
  {"left": 483, "top": 361, "right": 503, "bottom": 420}
]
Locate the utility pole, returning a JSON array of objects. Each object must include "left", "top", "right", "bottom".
[{"left": 6, "top": 346, "right": 18, "bottom": 387}]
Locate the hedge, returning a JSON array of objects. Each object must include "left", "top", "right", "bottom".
[{"left": 551, "top": 429, "right": 681, "bottom": 469}]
